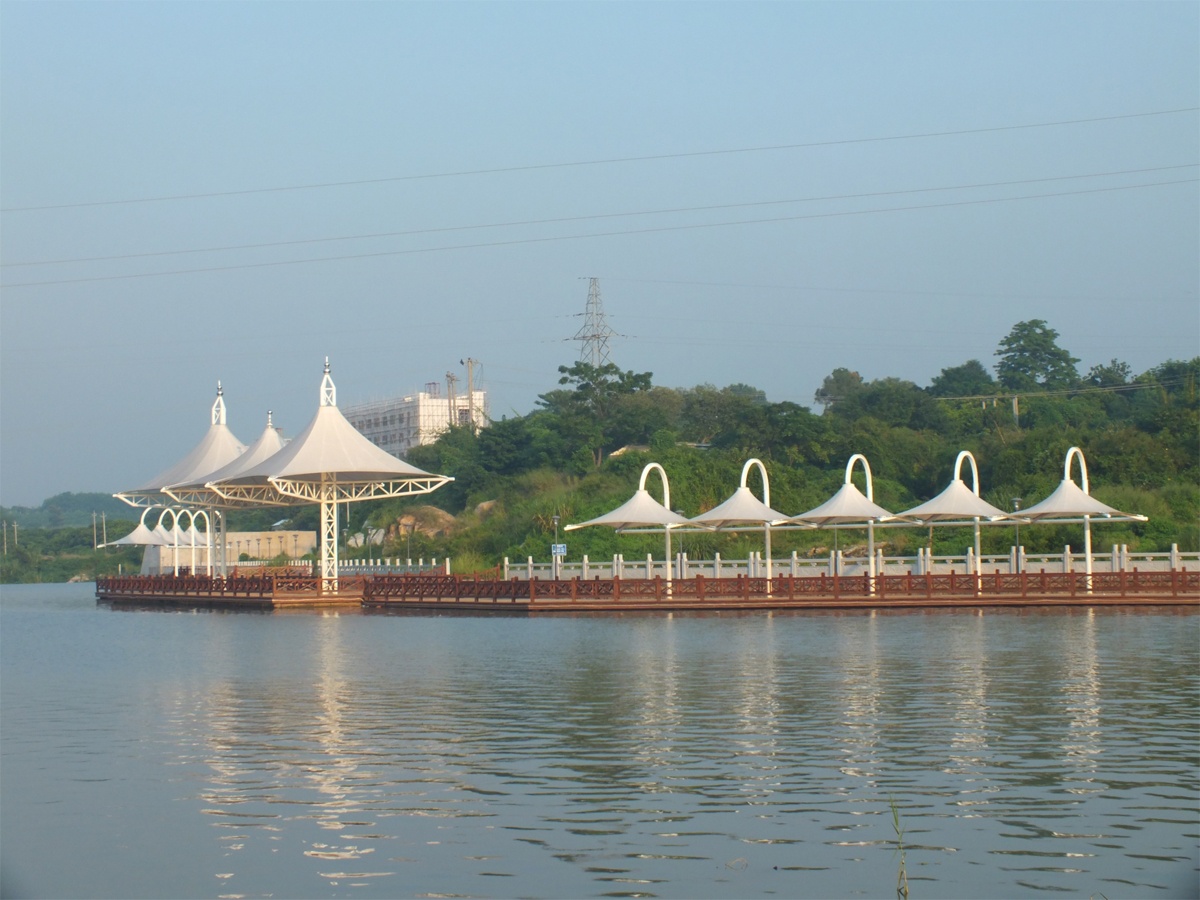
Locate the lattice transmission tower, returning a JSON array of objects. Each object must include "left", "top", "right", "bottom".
[{"left": 572, "top": 277, "right": 620, "bottom": 368}]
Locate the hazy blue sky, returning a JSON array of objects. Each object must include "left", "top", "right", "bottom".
[{"left": 2, "top": 1, "right": 1197, "bottom": 507}]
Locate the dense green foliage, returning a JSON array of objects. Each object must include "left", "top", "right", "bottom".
[
  {"left": 380, "top": 322, "right": 1199, "bottom": 569},
  {"left": 0, "top": 520, "right": 142, "bottom": 584},
  {"left": 0, "top": 492, "right": 138, "bottom": 529},
  {"left": 4, "top": 321, "right": 1197, "bottom": 581}
]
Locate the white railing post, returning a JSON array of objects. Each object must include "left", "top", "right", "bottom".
[
  {"left": 1064, "top": 546, "right": 1072, "bottom": 573},
  {"left": 582, "top": 554, "right": 589, "bottom": 579},
  {"left": 714, "top": 552, "right": 721, "bottom": 578},
  {"left": 1171, "top": 543, "right": 1180, "bottom": 570}
]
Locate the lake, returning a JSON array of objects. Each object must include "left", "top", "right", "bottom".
[{"left": 1, "top": 583, "right": 1196, "bottom": 899}]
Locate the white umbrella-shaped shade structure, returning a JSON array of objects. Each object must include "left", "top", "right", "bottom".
[
  {"left": 210, "top": 360, "right": 452, "bottom": 591},
  {"left": 895, "top": 451, "right": 1011, "bottom": 577},
  {"left": 789, "top": 453, "right": 898, "bottom": 578},
  {"left": 565, "top": 462, "right": 691, "bottom": 581},
  {"left": 1018, "top": 446, "right": 1146, "bottom": 577},
  {"left": 115, "top": 383, "right": 245, "bottom": 508},
  {"left": 100, "top": 507, "right": 169, "bottom": 548},
  {"left": 164, "top": 412, "right": 287, "bottom": 507},
  {"left": 690, "top": 458, "right": 791, "bottom": 580}
]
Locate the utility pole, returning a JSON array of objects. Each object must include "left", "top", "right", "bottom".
[
  {"left": 445, "top": 371, "right": 459, "bottom": 428},
  {"left": 93, "top": 512, "right": 98, "bottom": 549},
  {"left": 464, "top": 357, "right": 476, "bottom": 431},
  {"left": 3, "top": 521, "right": 7, "bottom": 556},
  {"left": 573, "top": 277, "right": 619, "bottom": 368},
  {"left": 102, "top": 512, "right": 107, "bottom": 547}
]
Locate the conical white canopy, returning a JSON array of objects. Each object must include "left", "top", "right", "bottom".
[
  {"left": 1018, "top": 478, "right": 1133, "bottom": 521},
  {"left": 688, "top": 459, "right": 791, "bottom": 582},
  {"left": 564, "top": 462, "right": 690, "bottom": 581},
  {"left": 101, "top": 520, "right": 167, "bottom": 547},
  {"left": 790, "top": 481, "right": 896, "bottom": 526},
  {"left": 215, "top": 369, "right": 443, "bottom": 491},
  {"left": 208, "top": 360, "right": 452, "bottom": 592},
  {"left": 566, "top": 488, "right": 692, "bottom": 532},
  {"left": 690, "top": 485, "right": 790, "bottom": 528},
  {"left": 117, "top": 384, "right": 245, "bottom": 506},
  {"left": 895, "top": 451, "right": 1010, "bottom": 524},
  {"left": 896, "top": 479, "right": 1008, "bottom": 522},
  {"left": 1017, "top": 447, "right": 1147, "bottom": 578},
  {"left": 180, "top": 412, "right": 286, "bottom": 487}
]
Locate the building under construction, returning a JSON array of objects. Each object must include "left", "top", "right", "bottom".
[{"left": 343, "top": 360, "right": 487, "bottom": 458}]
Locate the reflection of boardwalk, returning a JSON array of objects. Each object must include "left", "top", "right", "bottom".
[{"left": 96, "top": 571, "right": 1199, "bottom": 612}]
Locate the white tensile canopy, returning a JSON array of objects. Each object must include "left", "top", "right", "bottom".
[
  {"left": 566, "top": 462, "right": 692, "bottom": 580},
  {"left": 115, "top": 383, "right": 246, "bottom": 508},
  {"left": 789, "top": 453, "right": 899, "bottom": 578},
  {"left": 164, "top": 411, "right": 288, "bottom": 508},
  {"left": 895, "top": 450, "right": 1012, "bottom": 576},
  {"left": 689, "top": 458, "right": 792, "bottom": 580},
  {"left": 161, "top": 411, "right": 290, "bottom": 576},
  {"left": 114, "top": 384, "right": 246, "bottom": 575},
  {"left": 209, "top": 360, "right": 452, "bottom": 590},
  {"left": 1018, "top": 446, "right": 1147, "bottom": 576},
  {"left": 100, "top": 507, "right": 168, "bottom": 548}
]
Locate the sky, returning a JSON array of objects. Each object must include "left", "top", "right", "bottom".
[{"left": 1, "top": 1, "right": 1197, "bottom": 508}]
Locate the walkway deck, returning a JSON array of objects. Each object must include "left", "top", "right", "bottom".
[{"left": 96, "top": 570, "right": 1200, "bottom": 613}]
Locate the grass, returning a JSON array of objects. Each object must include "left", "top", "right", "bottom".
[{"left": 890, "top": 795, "right": 909, "bottom": 899}]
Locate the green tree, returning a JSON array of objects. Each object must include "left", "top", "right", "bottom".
[
  {"left": 1087, "top": 358, "right": 1133, "bottom": 387},
  {"left": 814, "top": 368, "right": 864, "bottom": 411},
  {"left": 537, "top": 362, "right": 654, "bottom": 467},
  {"left": 928, "top": 359, "right": 997, "bottom": 397},
  {"left": 995, "top": 320, "right": 1080, "bottom": 391}
]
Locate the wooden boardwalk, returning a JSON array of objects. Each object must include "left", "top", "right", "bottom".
[{"left": 96, "top": 570, "right": 1200, "bottom": 613}]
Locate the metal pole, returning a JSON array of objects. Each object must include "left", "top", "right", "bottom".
[
  {"left": 552, "top": 514, "right": 560, "bottom": 580},
  {"left": 1012, "top": 498, "right": 1022, "bottom": 573}
]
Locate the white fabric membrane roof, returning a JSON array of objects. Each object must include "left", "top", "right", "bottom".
[
  {"left": 218, "top": 402, "right": 437, "bottom": 486},
  {"left": 118, "top": 384, "right": 245, "bottom": 499}
]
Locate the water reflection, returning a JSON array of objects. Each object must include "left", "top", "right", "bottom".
[{"left": 13, "top": 593, "right": 1189, "bottom": 900}]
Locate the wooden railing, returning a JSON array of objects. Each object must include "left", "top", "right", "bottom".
[
  {"left": 97, "top": 573, "right": 275, "bottom": 599},
  {"left": 361, "top": 569, "right": 1200, "bottom": 605},
  {"left": 95, "top": 569, "right": 1200, "bottom": 606}
]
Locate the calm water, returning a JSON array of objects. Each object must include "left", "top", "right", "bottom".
[{"left": 1, "top": 584, "right": 1196, "bottom": 900}]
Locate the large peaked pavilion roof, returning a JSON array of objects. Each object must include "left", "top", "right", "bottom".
[
  {"left": 164, "top": 412, "right": 289, "bottom": 507},
  {"left": 116, "top": 384, "right": 245, "bottom": 508},
  {"left": 211, "top": 362, "right": 450, "bottom": 503}
]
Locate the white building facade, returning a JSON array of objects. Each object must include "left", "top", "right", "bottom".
[{"left": 343, "top": 389, "right": 488, "bottom": 457}]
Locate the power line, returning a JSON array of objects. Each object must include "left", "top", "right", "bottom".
[
  {"left": 5, "top": 164, "right": 1192, "bottom": 269},
  {"left": 3, "top": 107, "right": 1195, "bottom": 213},
  {"left": 935, "top": 378, "right": 1190, "bottom": 402},
  {"left": 3, "top": 177, "right": 1194, "bottom": 289}
]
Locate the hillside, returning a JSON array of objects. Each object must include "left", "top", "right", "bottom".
[{"left": 4, "top": 322, "right": 1197, "bottom": 582}]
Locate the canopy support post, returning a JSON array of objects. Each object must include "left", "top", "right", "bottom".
[{"left": 320, "top": 476, "right": 339, "bottom": 593}]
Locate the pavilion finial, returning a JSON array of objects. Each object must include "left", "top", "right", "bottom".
[
  {"left": 267, "top": 410, "right": 274, "bottom": 428},
  {"left": 211, "top": 381, "right": 227, "bottom": 426},
  {"left": 320, "top": 358, "right": 336, "bottom": 407}
]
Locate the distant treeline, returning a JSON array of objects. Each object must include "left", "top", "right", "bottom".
[{"left": 3, "top": 321, "right": 1197, "bottom": 582}]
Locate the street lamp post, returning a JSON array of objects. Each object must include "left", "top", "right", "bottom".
[
  {"left": 552, "top": 514, "right": 560, "bottom": 581},
  {"left": 674, "top": 510, "right": 685, "bottom": 579},
  {"left": 1012, "top": 498, "right": 1023, "bottom": 573}
]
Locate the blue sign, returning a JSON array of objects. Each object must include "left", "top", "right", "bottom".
[{"left": 551, "top": 543, "right": 567, "bottom": 557}]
